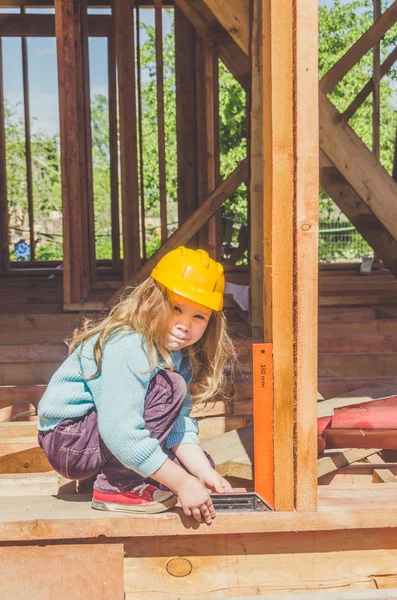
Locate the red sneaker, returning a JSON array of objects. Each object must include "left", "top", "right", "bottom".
[{"left": 91, "top": 483, "right": 177, "bottom": 514}]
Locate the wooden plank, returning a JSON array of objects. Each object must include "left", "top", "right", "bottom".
[
  {"left": 110, "top": 158, "right": 247, "bottom": 301},
  {"left": 21, "top": 23, "right": 35, "bottom": 261},
  {"left": 201, "top": 0, "right": 250, "bottom": 55},
  {"left": 343, "top": 44, "right": 397, "bottom": 122},
  {"left": 318, "top": 448, "right": 380, "bottom": 478},
  {"left": 0, "top": 444, "right": 51, "bottom": 474},
  {"left": 173, "top": 0, "right": 249, "bottom": 89},
  {"left": 154, "top": 0, "right": 167, "bottom": 244},
  {"left": 135, "top": 6, "right": 147, "bottom": 261},
  {"left": 261, "top": 0, "right": 295, "bottom": 511},
  {"left": 55, "top": 0, "right": 93, "bottom": 303},
  {"left": 249, "top": 0, "right": 264, "bottom": 338},
  {"left": 325, "top": 429, "right": 397, "bottom": 450},
  {"left": 175, "top": 5, "right": 198, "bottom": 231},
  {"left": 373, "top": 0, "right": 381, "bottom": 159},
  {"left": 318, "top": 377, "right": 397, "bottom": 400},
  {"left": 0, "top": 544, "right": 124, "bottom": 600},
  {"left": 0, "top": 38, "right": 9, "bottom": 272},
  {"left": 294, "top": 0, "right": 319, "bottom": 512},
  {"left": 3, "top": 486, "right": 397, "bottom": 542},
  {"left": 319, "top": 334, "right": 397, "bottom": 354},
  {"left": 113, "top": 0, "right": 141, "bottom": 279},
  {"left": 195, "top": 37, "right": 219, "bottom": 254},
  {"left": 0, "top": 471, "right": 60, "bottom": 496},
  {"left": 79, "top": 0, "right": 97, "bottom": 286},
  {"left": 320, "top": 0, "right": 397, "bottom": 94},
  {"left": 0, "top": 13, "right": 111, "bottom": 37},
  {"left": 318, "top": 353, "right": 397, "bottom": 378},
  {"left": 108, "top": 32, "right": 121, "bottom": 269},
  {"left": 197, "top": 415, "right": 247, "bottom": 440},
  {"left": 320, "top": 92, "right": 397, "bottom": 247}
]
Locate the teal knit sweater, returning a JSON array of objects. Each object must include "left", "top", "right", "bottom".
[{"left": 37, "top": 331, "right": 199, "bottom": 477}]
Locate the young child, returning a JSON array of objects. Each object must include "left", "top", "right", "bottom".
[{"left": 37, "top": 246, "right": 236, "bottom": 525}]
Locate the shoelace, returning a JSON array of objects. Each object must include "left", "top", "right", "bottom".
[{"left": 132, "top": 483, "right": 151, "bottom": 497}]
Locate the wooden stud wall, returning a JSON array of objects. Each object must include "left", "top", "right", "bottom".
[{"left": 0, "top": 38, "right": 9, "bottom": 272}]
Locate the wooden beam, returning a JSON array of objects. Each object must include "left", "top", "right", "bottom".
[
  {"left": 21, "top": 22, "right": 35, "bottom": 261},
  {"left": 135, "top": 6, "right": 146, "bottom": 261},
  {"left": 113, "top": 0, "right": 141, "bottom": 279},
  {"left": 173, "top": 0, "right": 249, "bottom": 90},
  {"left": 200, "top": 0, "right": 250, "bottom": 56},
  {"left": 343, "top": 27, "right": 397, "bottom": 123},
  {"left": 261, "top": 0, "right": 295, "bottom": 511},
  {"left": 372, "top": 0, "right": 381, "bottom": 160},
  {"left": 318, "top": 448, "right": 380, "bottom": 478},
  {"left": 175, "top": 6, "right": 198, "bottom": 229},
  {"left": 320, "top": 151, "right": 397, "bottom": 275},
  {"left": 79, "top": 0, "right": 97, "bottom": 286},
  {"left": 294, "top": 0, "right": 319, "bottom": 512},
  {"left": 0, "top": 544, "right": 125, "bottom": 600},
  {"left": 154, "top": 0, "right": 167, "bottom": 245},
  {"left": 320, "top": 0, "right": 397, "bottom": 94},
  {"left": 249, "top": 0, "right": 264, "bottom": 338},
  {"left": 320, "top": 91, "right": 397, "bottom": 243},
  {"left": 0, "top": 39, "right": 9, "bottom": 272},
  {"left": 108, "top": 27, "right": 121, "bottom": 269},
  {"left": 55, "top": 0, "right": 95, "bottom": 303},
  {"left": 110, "top": 158, "right": 247, "bottom": 302},
  {"left": 195, "top": 37, "right": 221, "bottom": 255},
  {"left": 0, "top": 14, "right": 111, "bottom": 36}
]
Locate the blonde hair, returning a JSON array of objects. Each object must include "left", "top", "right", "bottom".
[{"left": 68, "top": 277, "right": 237, "bottom": 405}]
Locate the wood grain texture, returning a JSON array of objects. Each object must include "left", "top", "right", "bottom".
[
  {"left": 0, "top": 544, "right": 124, "bottom": 599},
  {"left": 294, "top": 0, "right": 319, "bottom": 511}
]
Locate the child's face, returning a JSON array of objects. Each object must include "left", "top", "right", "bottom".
[{"left": 166, "top": 292, "right": 212, "bottom": 351}]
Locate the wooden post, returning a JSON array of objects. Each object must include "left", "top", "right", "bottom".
[
  {"left": 136, "top": 6, "right": 146, "bottom": 261},
  {"left": 250, "top": 0, "right": 318, "bottom": 511},
  {"left": 113, "top": 0, "right": 141, "bottom": 280},
  {"left": 294, "top": 0, "right": 319, "bottom": 512},
  {"left": 0, "top": 38, "right": 9, "bottom": 272},
  {"left": 373, "top": 0, "right": 381, "bottom": 159},
  {"left": 195, "top": 36, "right": 221, "bottom": 257},
  {"left": 55, "top": 0, "right": 95, "bottom": 304},
  {"left": 108, "top": 28, "right": 121, "bottom": 270},
  {"left": 21, "top": 14, "right": 35, "bottom": 261},
  {"left": 175, "top": 6, "right": 199, "bottom": 237},
  {"left": 154, "top": 0, "right": 167, "bottom": 245}
]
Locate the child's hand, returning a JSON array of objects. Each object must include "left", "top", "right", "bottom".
[
  {"left": 197, "top": 468, "right": 233, "bottom": 494},
  {"left": 176, "top": 475, "right": 216, "bottom": 525}
]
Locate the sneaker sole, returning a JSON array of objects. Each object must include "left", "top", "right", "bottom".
[{"left": 91, "top": 494, "right": 178, "bottom": 514}]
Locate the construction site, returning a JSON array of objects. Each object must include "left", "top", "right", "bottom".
[{"left": 2, "top": 0, "right": 397, "bottom": 597}]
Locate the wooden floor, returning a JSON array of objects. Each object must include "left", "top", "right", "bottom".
[{"left": 1, "top": 485, "right": 397, "bottom": 598}]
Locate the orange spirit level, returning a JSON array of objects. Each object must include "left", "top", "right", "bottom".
[{"left": 253, "top": 343, "right": 274, "bottom": 508}]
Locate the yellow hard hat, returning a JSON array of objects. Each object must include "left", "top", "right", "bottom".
[{"left": 151, "top": 246, "right": 225, "bottom": 311}]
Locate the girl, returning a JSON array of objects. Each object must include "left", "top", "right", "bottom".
[{"left": 38, "top": 246, "right": 236, "bottom": 526}]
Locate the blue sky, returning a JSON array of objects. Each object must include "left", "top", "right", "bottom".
[{"left": 1, "top": 7, "right": 172, "bottom": 136}]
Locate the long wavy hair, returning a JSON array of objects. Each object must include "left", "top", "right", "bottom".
[{"left": 68, "top": 277, "right": 237, "bottom": 405}]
